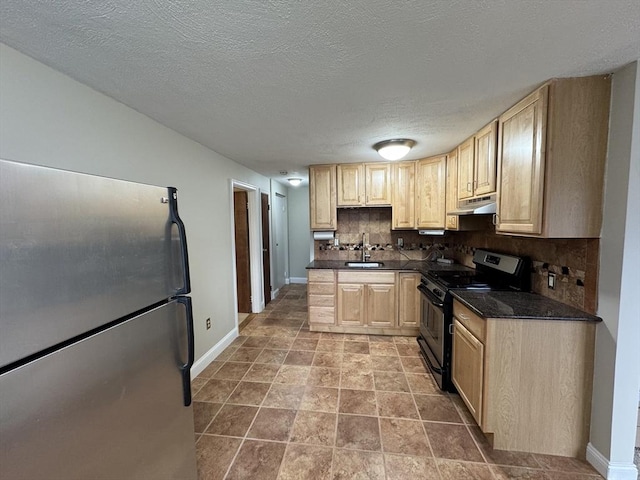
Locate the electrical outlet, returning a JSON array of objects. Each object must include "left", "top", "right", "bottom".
[
  {"left": 548, "top": 273, "right": 556, "bottom": 290},
  {"left": 206, "top": 318, "right": 211, "bottom": 329}
]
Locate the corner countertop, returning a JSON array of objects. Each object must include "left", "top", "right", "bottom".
[
  {"left": 306, "top": 260, "right": 474, "bottom": 276},
  {"left": 451, "top": 290, "right": 601, "bottom": 322}
]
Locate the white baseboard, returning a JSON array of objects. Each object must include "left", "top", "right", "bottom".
[
  {"left": 272, "top": 287, "right": 280, "bottom": 299},
  {"left": 190, "top": 327, "right": 239, "bottom": 378},
  {"left": 289, "top": 277, "right": 308, "bottom": 284},
  {"left": 586, "top": 442, "right": 639, "bottom": 480}
]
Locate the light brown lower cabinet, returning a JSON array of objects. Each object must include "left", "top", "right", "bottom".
[
  {"left": 336, "top": 271, "right": 396, "bottom": 328},
  {"left": 452, "top": 319, "right": 484, "bottom": 425},
  {"left": 336, "top": 283, "right": 365, "bottom": 327},
  {"left": 307, "top": 270, "right": 336, "bottom": 325},
  {"left": 398, "top": 272, "right": 420, "bottom": 328},
  {"left": 452, "top": 300, "right": 596, "bottom": 457},
  {"left": 308, "top": 270, "right": 419, "bottom": 336}
]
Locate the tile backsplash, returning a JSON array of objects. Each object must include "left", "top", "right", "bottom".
[{"left": 314, "top": 208, "right": 599, "bottom": 314}]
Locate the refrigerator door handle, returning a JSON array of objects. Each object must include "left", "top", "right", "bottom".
[
  {"left": 175, "top": 296, "right": 195, "bottom": 407},
  {"left": 169, "top": 187, "right": 191, "bottom": 295}
]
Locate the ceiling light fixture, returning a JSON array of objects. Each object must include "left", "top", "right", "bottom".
[
  {"left": 288, "top": 178, "right": 302, "bottom": 187},
  {"left": 373, "top": 139, "right": 416, "bottom": 161}
]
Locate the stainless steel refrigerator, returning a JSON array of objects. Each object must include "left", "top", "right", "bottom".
[{"left": 0, "top": 159, "right": 198, "bottom": 479}]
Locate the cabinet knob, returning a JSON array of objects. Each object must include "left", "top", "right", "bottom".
[{"left": 467, "top": 182, "right": 472, "bottom": 192}]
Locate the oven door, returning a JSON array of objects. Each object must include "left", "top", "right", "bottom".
[{"left": 417, "top": 284, "right": 446, "bottom": 387}]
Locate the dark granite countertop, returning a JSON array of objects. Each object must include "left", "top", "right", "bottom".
[
  {"left": 451, "top": 290, "right": 601, "bottom": 322},
  {"left": 306, "top": 260, "right": 474, "bottom": 276}
]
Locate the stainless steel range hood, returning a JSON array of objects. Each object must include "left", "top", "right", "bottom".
[{"left": 447, "top": 194, "right": 496, "bottom": 215}]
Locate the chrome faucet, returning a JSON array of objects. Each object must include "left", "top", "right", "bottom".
[
  {"left": 362, "top": 233, "right": 371, "bottom": 262},
  {"left": 425, "top": 244, "right": 444, "bottom": 261}
]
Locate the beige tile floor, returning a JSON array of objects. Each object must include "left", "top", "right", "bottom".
[{"left": 193, "top": 284, "right": 603, "bottom": 480}]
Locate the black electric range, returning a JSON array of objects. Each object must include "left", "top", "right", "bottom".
[{"left": 417, "top": 249, "right": 530, "bottom": 392}]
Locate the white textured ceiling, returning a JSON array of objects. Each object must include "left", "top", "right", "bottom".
[{"left": 1, "top": 1, "right": 639, "bottom": 184}]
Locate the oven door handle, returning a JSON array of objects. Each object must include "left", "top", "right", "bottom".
[{"left": 417, "top": 284, "right": 445, "bottom": 308}]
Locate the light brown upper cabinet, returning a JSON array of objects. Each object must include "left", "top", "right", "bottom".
[
  {"left": 457, "top": 136, "right": 475, "bottom": 201},
  {"left": 445, "top": 148, "right": 458, "bottom": 230},
  {"left": 337, "top": 163, "right": 391, "bottom": 207},
  {"left": 309, "top": 164, "right": 337, "bottom": 231},
  {"left": 474, "top": 121, "right": 498, "bottom": 195},
  {"left": 391, "top": 161, "right": 416, "bottom": 230},
  {"left": 336, "top": 163, "right": 364, "bottom": 206},
  {"left": 416, "top": 155, "right": 447, "bottom": 229},
  {"left": 457, "top": 121, "right": 498, "bottom": 200},
  {"left": 496, "top": 76, "right": 610, "bottom": 237}
]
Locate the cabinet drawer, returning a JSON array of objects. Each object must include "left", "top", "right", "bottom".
[
  {"left": 337, "top": 271, "right": 396, "bottom": 284},
  {"left": 309, "top": 306, "right": 335, "bottom": 325},
  {"left": 453, "top": 301, "right": 485, "bottom": 342},
  {"left": 309, "top": 294, "right": 334, "bottom": 307},
  {"left": 308, "top": 283, "right": 335, "bottom": 295},
  {"left": 308, "top": 270, "right": 335, "bottom": 283}
]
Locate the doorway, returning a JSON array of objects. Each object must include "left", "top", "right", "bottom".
[
  {"left": 272, "top": 192, "right": 288, "bottom": 295},
  {"left": 230, "top": 180, "right": 267, "bottom": 329},
  {"left": 261, "top": 193, "right": 272, "bottom": 306},
  {"left": 233, "top": 190, "right": 251, "bottom": 315}
]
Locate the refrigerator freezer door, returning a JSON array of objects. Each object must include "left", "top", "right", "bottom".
[
  {"left": 0, "top": 159, "right": 188, "bottom": 367},
  {"left": 0, "top": 300, "right": 197, "bottom": 480}
]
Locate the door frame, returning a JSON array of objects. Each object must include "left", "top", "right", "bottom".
[{"left": 229, "top": 180, "right": 265, "bottom": 320}]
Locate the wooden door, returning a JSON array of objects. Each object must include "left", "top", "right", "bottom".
[
  {"left": 309, "top": 165, "right": 337, "bottom": 230},
  {"left": 365, "top": 163, "right": 391, "bottom": 205},
  {"left": 445, "top": 149, "right": 458, "bottom": 230},
  {"left": 391, "top": 161, "right": 415, "bottom": 230},
  {"left": 233, "top": 190, "right": 251, "bottom": 313},
  {"left": 496, "top": 87, "right": 547, "bottom": 235},
  {"left": 452, "top": 319, "right": 484, "bottom": 426},
  {"left": 261, "top": 193, "right": 271, "bottom": 306},
  {"left": 337, "top": 164, "right": 364, "bottom": 206},
  {"left": 474, "top": 120, "right": 498, "bottom": 196},
  {"left": 336, "top": 284, "right": 365, "bottom": 326},
  {"left": 398, "top": 273, "right": 420, "bottom": 327},
  {"left": 457, "top": 136, "right": 475, "bottom": 200},
  {"left": 415, "top": 155, "right": 447, "bottom": 229}
]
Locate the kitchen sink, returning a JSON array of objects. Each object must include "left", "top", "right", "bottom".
[{"left": 344, "top": 261, "right": 384, "bottom": 268}]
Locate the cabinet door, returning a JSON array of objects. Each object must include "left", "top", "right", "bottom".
[
  {"left": 336, "top": 284, "right": 365, "bottom": 326},
  {"left": 457, "top": 137, "right": 475, "bottom": 200},
  {"left": 496, "top": 87, "right": 547, "bottom": 235},
  {"left": 365, "top": 163, "right": 391, "bottom": 205},
  {"left": 398, "top": 273, "right": 420, "bottom": 327},
  {"left": 445, "top": 149, "right": 458, "bottom": 230},
  {"left": 391, "top": 162, "right": 415, "bottom": 230},
  {"left": 309, "top": 165, "right": 337, "bottom": 230},
  {"left": 474, "top": 120, "right": 498, "bottom": 196},
  {"left": 452, "top": 319, "right": 484, "bottom": 426},
  {"left": 366, "top": 283, "right": 396, "bottom": 328},
  {"left": 416, "top": 156, "right": 447, "bottom": 229},
  {"left": 337, "top": 164, "right": 364, "bottom": 207}
]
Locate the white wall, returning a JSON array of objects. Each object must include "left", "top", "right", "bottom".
[
  {"left": 0, "top": 43, "right": 271, "bottom": 361},
  {"left": 287, "top": 185, "right": 312, "bottom": 282},
  {"left": 588, "top": 60, "right": 640, "bottom": 480}
]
